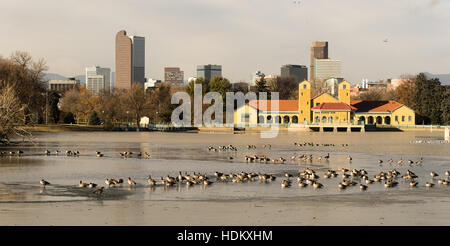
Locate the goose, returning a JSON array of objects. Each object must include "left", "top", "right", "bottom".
[
  {"left": 96, "top": 152, "right": 104, "bottom": 157},
  {"left": 438, "top": 179, "right": 445, "bottom": 184},
  {"left": 93, "top": 187, "right": 104, "bottom": 195},
  {"left": 203, "top": 180, "right": 213, "bottom": 186},
  {"left": 430, "top": 172, "right": 439, "bottom": 178},
  {"left": 409, "top": 181, "right": 418, "bottom": 187},
  {"left": 40, "top": 179, "right": 50, "bottom": 186},
  {"left": 177, "top": 172, "right": 185, "bottom": 182},
  {"left": 298, "top": 182, "right": 307, "bottom": 187},
  {"left": 147, "top": 176, "right": 156, "bottom": 186},
  {"left": 285, "top": 173, "right": 293, "bottom": 178},
  {"left": 44, "top": 150, "right": 50, "bottom": 155},
  {"left": 338, "top": 183, "right": 347, "bottom": 190},
  {"left": 88, "top": 183, "right": 98, "bottom": 188},
  {"left": 313, "top": 182, "right": 323, "bottom": 189},
  {"left": 365, "top": 179, "right": 374, "bottom": 184},
  {"left": 79, "top": 180, "right": 88, "bottom": 188},
  {"left": 346, "top": 155, "right": 352, "bottom": 161},
  {"left": 416, "top": 158, "right": 423, "bottom": 165},
  {"left": 378, "top": 160, "right": 383, "bottom": 165},
  {"left": 281, "top": 180, "right": 291, "bottom": 188},
  {"left": 360, "top": 184, "right": 368, "bottom": 191},
  {"left": 445, "top": 171, "right": 450, "bottom": 177},
  {"left": 116, "top": 178, "right": 124, "bottom": 184},
  {"left": 442, "top": 180, "right": 449, "bottom": 185},
  {"left": 105, "top": 179, "right": 114, "bottom": 187},
  {"left": 426, "top": 182, "right": 434, "bottom": 188}
]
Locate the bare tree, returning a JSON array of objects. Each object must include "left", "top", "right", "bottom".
[
  {"left": 0, "top": 83, "right": 30, "bottom": 144},
  {"left": 124, "top": 83, "right": 147, "bottom": 130}
]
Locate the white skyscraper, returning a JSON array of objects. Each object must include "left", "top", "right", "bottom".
[{"left": 86, "top": 66, "right": 111, "bottom": 94}]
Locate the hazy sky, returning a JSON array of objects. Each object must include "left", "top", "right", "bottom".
[{"left": 0, "top": 0, "right": 449, "bottom": 83}]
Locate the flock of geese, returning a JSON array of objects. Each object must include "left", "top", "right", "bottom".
[{"left": 9, "top": 143, "right": 449, "bottom": 198}]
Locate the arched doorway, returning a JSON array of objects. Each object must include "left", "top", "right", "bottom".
[
  {"left": 258, "top": 116, "right": 265, "bottom": 124},
  {"left": 384, "top": 116, "right": 391, "bottom": 125},
  {"left": 275, "top": 116, "right": 281, "bottom": 124},
  {"left": 283, "top": 116, "right": 290, "bottom": 124},
  {"left": 322, "top": 116, "right": 327, "bottom": 123},
  {"left": 368, "top": 116, "right": 374, "bottom": 124},
  {"left": 315, "top": 116, "right": 320, "bottom": 123},
  {"left": 266, "top": 115, "right": 272, "bottom": 123},
  {"left": 358, "top": 116, "right": 365, "bottom": 125},
  {"left": 376, "top": 116, "right": 383, "bottom": 124},
  {"left": 328, "top": 117, "right": 333, "bottom": 123},
  {"left": 292, "top": 116, "right": 298, "bottom": 124}
]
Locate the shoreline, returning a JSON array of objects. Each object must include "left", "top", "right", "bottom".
[{"left": 19, "top": 124, "right": 448, "bottom": 133}]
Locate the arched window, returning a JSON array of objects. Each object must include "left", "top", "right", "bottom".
[
  {"left": 358, "top": 116, "right": 365, "bottom": 124},
  {"left": 258, "top": 116, "right": 265, "bottom": 124},
  {"left": 368, "top": 116, "right": 374, "bottom": 124},
  {"left": 275, "top": 116, "right": 281, "bottom": 124},
  {"left": 283, "top": 116, "right": 290, "bottom": 124},
  {"left": 384, "top": 116, "right": 391, "bottom": 125},
  {"left": 376, "top": 116, "right": 383, "bottom": 124},
  {"left": 292, "top": 116, "right": 298, "bottom": 124},
  {"left": 266, "top": 115, "right": 273, "bottom": 123}
]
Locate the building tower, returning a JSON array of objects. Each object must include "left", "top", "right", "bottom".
[
  {"left": 310, "top": 41, "right": 328, "bottom": 82},
  {"left": 338, "top": 80, "right": 351, "bottom": 105},
  {"left": 298, "top": 80, "right": 311, "bottom": 124},
  {"left": 280, "top": 64, "right": 308, "bottom": 83},
  {"left": 115, "top": 30, "right": 145, "bottom": 90}
]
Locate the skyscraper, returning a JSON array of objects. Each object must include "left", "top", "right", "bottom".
[
  {"left": 115, "top": 30, "right": 145, "bottom": 90},
  {"left": 86, "top": 66, "right": 111, "bottom": 94},
  {"left": 280, "top": 64, "right": 308, "bottom": 82},
  {"left": 314, "top": 59, "right": 342, "bottom": 81},
  {"left": 164, "top": 67, "right": 184, "bottom": 86},
  {"left": 310, "top": 41, "right": 328, "bottom": 81},
  {"left": 197, "top": 64, "right": 222, "bottom": 81}
]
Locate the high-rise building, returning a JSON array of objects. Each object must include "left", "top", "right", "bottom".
[
  {"left": 314, "top": 59, "right": 342, "bottom": 81},
  {"left": 86, "top": 66, "right": 111, "bottom": 94},
  {"left": 196, "top": 64, "right": 222, "bottom": 81},
  {"left": 310, "top": 41, "right": 328, "bottom": 81},
  {"left": 164, "top": 67, "right": 184, "bottom": 86},
  {"left": 115, "top": 30, "right": 145, "bottom": 90},
  {"left": 280, "top": 64, "right": 308, "bottom": 82}
]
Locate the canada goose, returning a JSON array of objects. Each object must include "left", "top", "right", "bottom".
[
  {"left": 430, "top": 172, "right": 439, "bottom": 178},
  {"left": 44, "top": 150, "right": 50, "bottom": 155},
  {"left": 40, "top": 179, "right": 50, "bottom": 186},
  {"left": 88, "top": 183, "right": 98, "bottom": 188},
  {"left": 298, "top": 182, "right": 307, "bottom": 187},
  {"left": 360, "top": 184, "right": 368, "bottom": 191},
  {"left": 127, "top": 177, "right": 136, "bottom": 185},
  {"left": 147, "top": 176, "right": 156, "bottom": 186},
  {"left": 409, "top": 181, "right": 418, "bottom": 187},
  {"left": 203, "top": 180, "right": 212, "bottom": 186},
  {"left": 285, "top": 173, "right": 293, "bottom": 178},
  {"left": 93, "top": 187, "right": 104, "bottom": 195},
  {"left": 338, "top": 183, "right": 347, "bottom": 190},
  {"left": 384, "top": 180, "right": 398, "bottom": 188},
  {"left": 96, "top": 153, "right": 104, "bottom": 157},
  {"left": 445, "top": 171, "right": 450, "bottom": 177},
  {"left": 105, "top": 179, "right": 113, "bottom": 187},
  {"left": 426, "top": 182, "right": 434, "bottom": 188},
  {"left": 281, "top": 180, "right": 291, "bottom": 188},
  {"left": 117, "top": 178, "right": 124, "bottom": 184},
  {"left": 313, "top": 182, "right": 323, "bottom": 189},
  {"left": 442, "top": 180, "right": 449, "bottom": 185},
  {"left": 79, "top": 180, "right": 88, "bottom": 188},
  {"left": 365, "top": 179, "right": 374, "bottom": 184},
  {"left": 378, "top": 160, "right": 383, "bottom": 164},
  {"left": 347, "top": 155, "right": 352, "bottom": 161}
]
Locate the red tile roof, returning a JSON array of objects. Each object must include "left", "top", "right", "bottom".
[
  {"left": 351, "top": 100, "right": 404, "bottom": 112},
  {"left": 311, "top": 102, "right": 357, "bottom": 111},
  {"left": 248, "top": 100, "right": 298, "bottom": 111}
]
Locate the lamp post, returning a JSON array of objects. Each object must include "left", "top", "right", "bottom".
[{"left": 126, "top": 111, "right": 129, "bottom": 130}]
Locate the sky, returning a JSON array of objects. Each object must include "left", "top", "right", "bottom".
[{"left": 0, "top": 0, "right": 449, "bottom": 84}]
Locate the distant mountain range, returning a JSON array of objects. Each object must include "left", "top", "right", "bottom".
[{"left": 423, "top": 72, "right": 450, "bottom": 85}]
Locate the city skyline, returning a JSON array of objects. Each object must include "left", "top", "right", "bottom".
[{"left": 0, "top": 0, "right": 449, "bottom": 83}]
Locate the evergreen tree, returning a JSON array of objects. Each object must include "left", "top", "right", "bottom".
[
  {"left": 412, "top": 73, "right": 443, "bottom": 124},
  {"left": 88, "top": 111, "right": 101, "bottom": 125},
  {"left": 48, "top": 91, "right": 61, "bottom": 124},
  {"left": 255, "top": 75, "right": 270, "bottom": 99},
  {"left": 63, "top": 112, "right": 75, "bottom": 124}
]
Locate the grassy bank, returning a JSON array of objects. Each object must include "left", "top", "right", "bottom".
[{"left": 19, "top": 124, "right": 105, "bottom": 132}]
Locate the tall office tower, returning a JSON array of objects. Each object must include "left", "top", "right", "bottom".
[
  {"left": 86, "top": 66, "right": 111, "bottom": 94},
  {"left": 164, "top": 67, "right": 184, "bottom": 86},
  {"left": 196, "top": 64, "right": 222, "bottom": 81},
  {"left": 310, "top": 41, "right": 328, "bottom": 82},
  {"left": 115, "top": 30, "right": 145, "bottom": 90},
  {"left": 280, "top": 64, "right": 308, "bottom": 82},
  {"left": 314, "top": 59, "right": 342, "bottom": 81}
]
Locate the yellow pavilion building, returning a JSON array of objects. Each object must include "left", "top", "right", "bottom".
[{"left": 234, "top": 80, "right": 415, "bottom": 127}]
